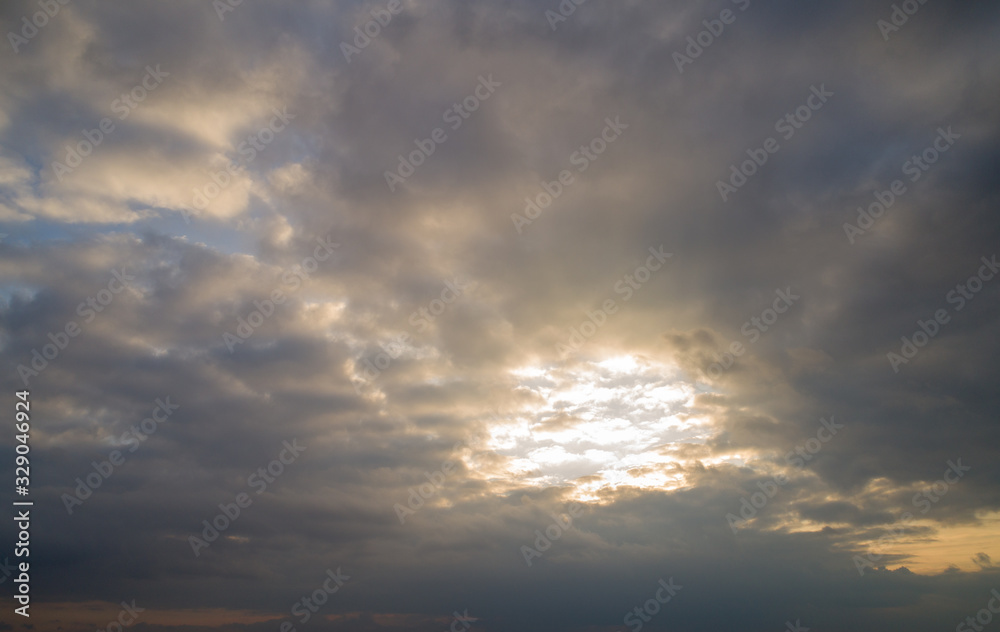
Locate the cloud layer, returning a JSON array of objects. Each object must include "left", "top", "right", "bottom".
[{"left": 2, "top": 0, "right": 1000, "bottom": 630}]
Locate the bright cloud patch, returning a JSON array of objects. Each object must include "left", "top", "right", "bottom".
[{"left": 475, "top": 355, "right": 712, "bottom": 496}]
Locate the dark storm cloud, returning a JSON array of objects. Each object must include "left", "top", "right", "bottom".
[{"left": 1, "top": 0, "right": 1000, "bottom": 631}]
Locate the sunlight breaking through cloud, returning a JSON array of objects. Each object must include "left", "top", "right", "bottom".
[{"left": 477, "top": 355, "right": 713, "bottom": 496}]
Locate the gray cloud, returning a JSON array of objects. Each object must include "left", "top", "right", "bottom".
[{"left": 2, "top": 0, "right": 1000, "bottom": 630}]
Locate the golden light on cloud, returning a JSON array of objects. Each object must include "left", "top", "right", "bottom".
[
  {"left": 4, "top": 1, "right": 998, "bottom": 628},
  {"left": 856, "top": 511, "right": 1000, "bottom": 575}
]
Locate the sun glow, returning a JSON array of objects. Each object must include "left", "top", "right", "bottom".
[{"left": 474, "top": 355, "right": 713, "bottom": 499}]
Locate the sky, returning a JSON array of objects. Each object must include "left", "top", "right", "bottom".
[{"left": 1, "top": 0, "right": 999, "bottom": 631}]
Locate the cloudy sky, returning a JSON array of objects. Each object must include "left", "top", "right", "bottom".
[{"left": 1, "top": 0, "right": 999, "bottom": 630}]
